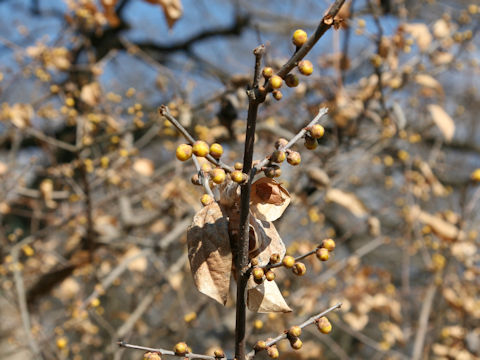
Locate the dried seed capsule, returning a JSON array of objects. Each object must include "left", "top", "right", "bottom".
[
  {"left": 287, "top": 151, "right": 301, "bottom": 166},
  {"left": 270, "top": 253, "right": 281, "bottom": 264},
  {"left": 285, "top": 73, "right": 299, "bottom": 87},
  {"left": 304, "top": 136, "right": 318, "bottom": 150},
  {"left": 292, "top": 262, "right": 307, "bottom": 276},
  {"left": 271, "top": 150, "right": 286, "bottom": 163},
  {"left": 191, "top": 173, "right": 201, "bottom": 185}
]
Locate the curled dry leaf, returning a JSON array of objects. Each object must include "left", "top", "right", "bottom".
[
  {"left": 249, "top": 216, "right": 286, "bottom": 266},
  {"left": 247, "top": 277, "right": 292, "bottom": 313},
  {"left": 409, "top": 205, "right": 465, "bottom": 241},
  {"left": 401, "top": 23, "right": 432, "bottom": 52},
  {"left": 414, "top": 74, "right": 444, "bottom": 95},
  {"left": 133, "top": 158, "right": 154, "bottom": 177},
  {"left": 81, "top": 82, "right": 102, "bottom": 107},
  {"left": 250, "top": 177, "right": 290, "bottom": 222},
  {"left": 325, "top": 188, "right": 367, "bottom": 217},
  {"left": 187, "top": 202, "right": 232, "bottom": 305},
  {"left": 427, "top": 104, "right": 455, "bottom": 142},
  {"left": 144, "top": 0, "right": 183, "bottom": 29}
]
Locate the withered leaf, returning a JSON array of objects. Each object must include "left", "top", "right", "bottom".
[
  {"left": 402, "top": 23, "right": 432, "bottom": 52},
  {"left": 249, "top": 216, "right": 286, "bottom": 266},
  {"left": 427, "top": 104, "right": 455, "bottom": 142},
  {"left": 409, "top": 205, "right": 465, "bottom": 241},
  {"left": 325, "top": 188, "right": 367, "bottom": 217},
  {"left": 247, "top": 278, "right": 292, "bottom": 313},
  {"left": 251, "top": 177, "right": 290, "bottom": 222},
  {"left": 80, "top": 82, "right": 102, "bottom": 107},
  {"left": 187, "top": 202, "right": 232, "bottom": 305}
]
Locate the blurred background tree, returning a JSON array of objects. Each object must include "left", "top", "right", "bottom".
[{"left": 0, "top": 0, "right": 479, "bottom": 359}]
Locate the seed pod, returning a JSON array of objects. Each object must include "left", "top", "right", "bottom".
[
  {"left": 292, "top": 262, "right": 307, "bottom": 276},
  {"left": 254, "top": 340, "right": 267, "bottom": 351},
  {"left": 270, "top": 253, "right": 281, "bottom": 264},
  {"left": 321, "top": 238, "right": 336, "bottom": 251},
  {"left": 288, "top": 326, "right": 302, "bottom": 338},
  {"left": 271, "top": 150, "right": 286, "bottom": 163},
  {"left": 174, "top": 342, "right": 188, "bottom": 356},
  {"left": 272, "top": 90, "right": 283, "bottom": 101},
  {"left": 310, "top": 124, "right": 325, "bottom": 139},
  {"left": 267, "top": 346, "right": 279, "bottom": 359},
  {"left": 274, "top": 138, "right": 288, "bottom": 149},
  {"left": 287, "top": 151, "right": 301, "bottom": 166},
  {"left": 289, "top": 337, "right": 303, "bottom": 350}
]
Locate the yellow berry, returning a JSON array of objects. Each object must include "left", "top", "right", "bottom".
[
  {"left": 265, "top": 270, "right": 275, "bottom": 281},
  {"left": 290, "top": 337, "right": 303, "bottom": 350},
  {"left": 270, "top": 75, "right": 283, "bottom": 89},
  {"left": 288, "top": 326, "right": 302, "bottom": 338},
  {"left": 210, "top": 168, "right": 226, "bottom": 184},
  {"left": 292, "top": 29, "right": 308, "bottom": 47},
  {"left": 214, "top": 349, "right": 225, "bottom": 358},
  {"left": 292, "top": 262, "right": 307, "bottom": 276},
  {"left": 254, "top": 340, "right": 267, "bottom": 351},
  {"left": 287, "top": 151, "right": 301, "bottom": 166},
  {"left": 270, "top": 253, "right": 281, "bottom": 264},
  {"left": 271, "top": 150, "right": 286, "bottom": 163},
  {"left": 262, "top": 67, "right": 274, "bottom": 79},
  {"left": 264, "top": 165, "right": 281, "bottom": 178},
  {"left": 471, "top": 168, "right": 480, "bottom": 182},
  {"left": 174, "top": 342, "right": 188, "bottom": 356},
  {"left": 176, "top": 144, "right": 192, "bottom": 161},
  {"left": 298, "top": 60, "right": 314, "bottom": 76},
  {"left": 192, "top": 140, "right": 210, "bottom": 157},
  {"left": 317, "top": 317, "right": 332, "bottom": 334},
  {"left": 201, "top": 194, "right": 214, "bottom": 206},
  {"left": 210, "top": 143, "right": 223, "bottom": 159},
  {"left": 201, "top": 162, "right": 213, "bottom": 173},
  {"left": 267, "top": 346, "right": 279, "bottom": 358},
  {"left": 285, "top": 73, "right": 299, "bottom": 87},
  {"left": 234, "top": 162, "right": 243, "bottom": 170},
  {"left": 321, "top": 238, "right": 336, "bottom": 251},
  {"left": 56, "top": 337, "right": 68, "bottom": 350},
  {"left": 282, "top": 255, "right": 295, "bottom": 268},
  {"left": 252, "top": 267, "right": 264, "bottom": 280},
  {"left": 304, "top": 136, "right": 318, "bottom": 150},
  {"left": 143, "top": 352, "right": 162, "bottom": 360},
  {"left": 316, "top": 248, "right": 330, "bottom": 261},
  {"left": 272, "top": 90, "right": 283, "bottom": 101},
  {"left": 231, "top": 170, "right": 246, "bottom": 183},
  {"left": 310, "top": 124, "right": 325, "bottom": 138}
]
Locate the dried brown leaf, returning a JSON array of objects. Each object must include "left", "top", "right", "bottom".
[
  {"left": 133, "top": 158, "right": 154, "bottom": 177},
  {"left": 402, "top": 23, "right": 432, "bottom": 52},
  {"left": 80, "top": 82, "right": 102, "bottom": 107},
  {"left": 247, "top": 279, "right": 292, "bottom": 313},
  {"left": 428, "top": 104, "right": 455, "bottom": 142},
  {"left": 144, "top": 0, "right": 183, "bottom": 29},
  {"left": 409, "top": 205, "right": 465, "bottom": 241},
  {"left": 187, "top": 202, "right": 232, "bottom": 305},
  {"left": 325, "top": 188, "right": 367, "bottom": 217},
  {"left": 251, "top": 177, "right": 290, "bottom": 222},
  {"left": 249, "top": 216, "right": 286, "bottom": 266},
  {"left": 414, "top": 74, "right": 443, "bottom": 94}
]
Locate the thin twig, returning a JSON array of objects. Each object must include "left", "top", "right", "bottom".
[
  {"left": 411, "top": 282, "right": 437, "bottom": 360},
  {"left": 192, "top": 155, "right": 215, "bottom": 198},
  {"left": 252, "top": 45, "right": 265, "bottom": 88},
  {"left": 253, "top": 107, "right": 328, "bottom": 173},
  {"left": 159, "top": 106, "right": 233, "bottom": 172},
  {"left": 117, "top": 341, "right": 217, "bottom": 360},
  {"left": 246, "top": 302, "right": 342, "bottom": 360}
]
